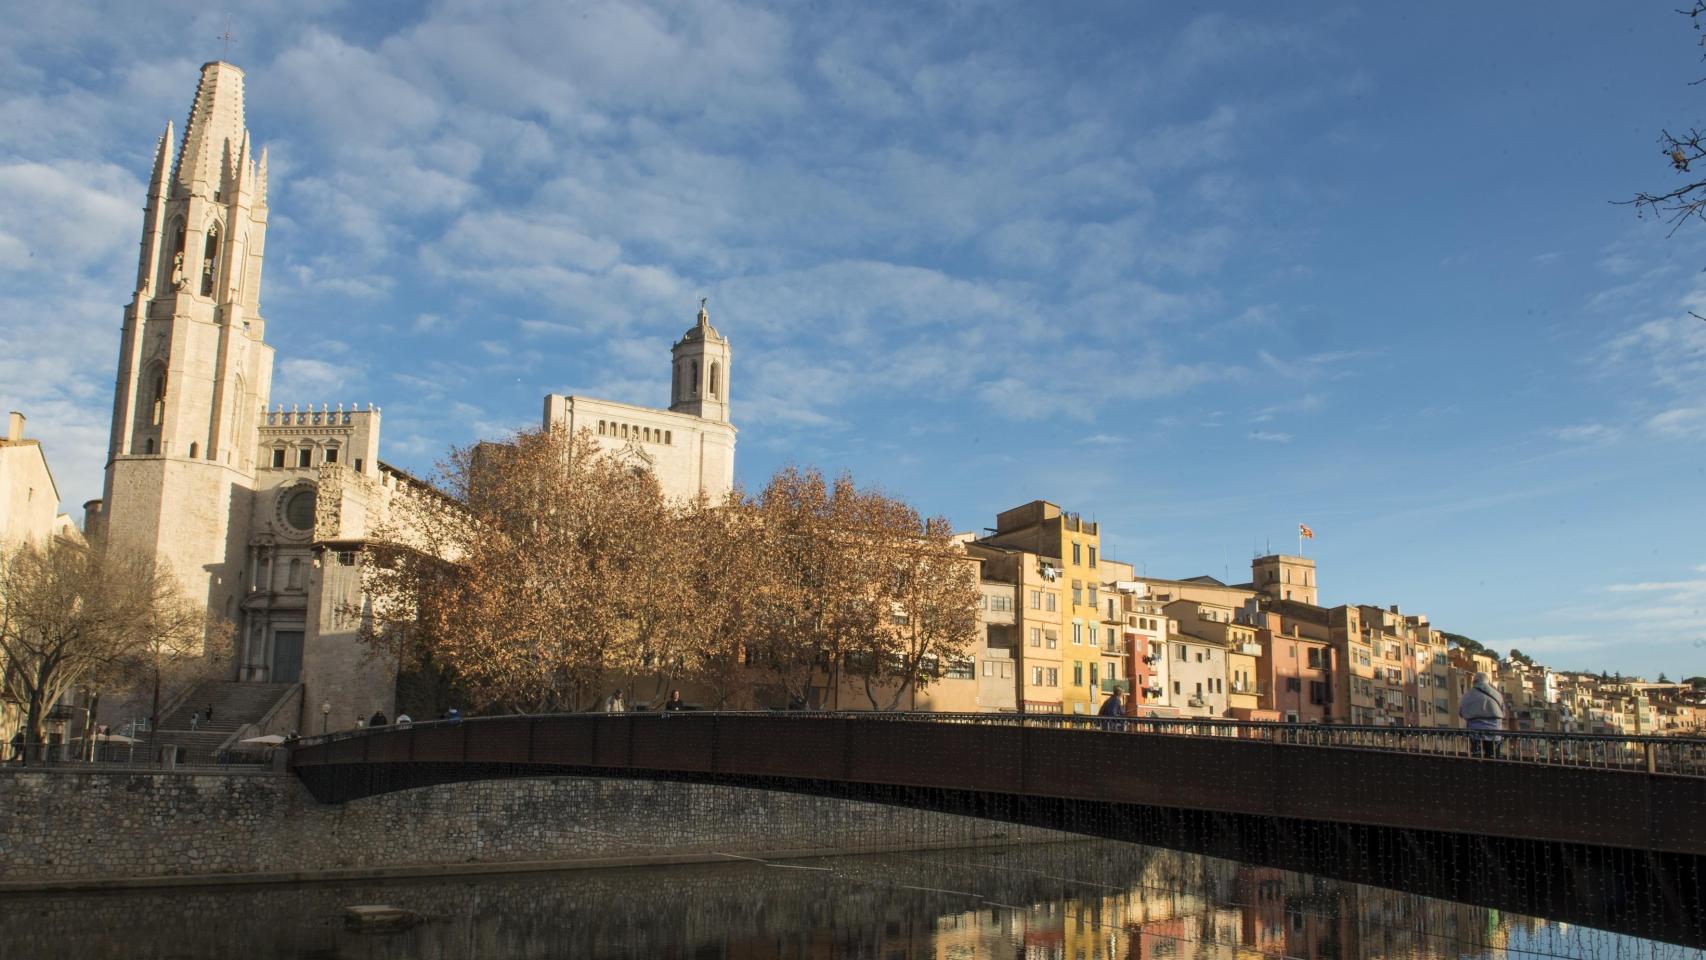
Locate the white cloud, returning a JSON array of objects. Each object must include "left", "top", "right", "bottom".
[{"left": 1248, "top": 430, "right": 1292, "bottom": 443}]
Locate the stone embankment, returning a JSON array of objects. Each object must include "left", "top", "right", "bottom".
[{"left": 0, "top": 768, "right": 1059, "bottom": 889}]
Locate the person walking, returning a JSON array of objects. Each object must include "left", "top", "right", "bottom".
[
  {"left": 604, "top": 689, "right": 626, "bottom": 713},
  {"left": 662, "top": 690, "right": 686, "bottom": 712},
  {"left": 1097, "top": 690, "right": 1125, "bottom": 731},
  {"left": 445, "top": 707, "right": 462, "bottom": 726},
  {"left": 368, "top": 710, "right": 388, "bottom": 728},
  {"left": 189, "top": 709, "right": 200, "bottom": 731},
  {"left": 8, "top": 729, "right": 23, "bottom": 764},
  {"left": 1458, "top": 672, "right": 1507, "bottom": 759}
]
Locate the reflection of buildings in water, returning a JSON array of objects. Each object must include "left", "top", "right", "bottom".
[{"left": 0, "top": 840, "right": 1646, "bottom": 960}]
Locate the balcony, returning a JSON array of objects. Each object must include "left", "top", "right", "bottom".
[
  {"left": 1187, "top": 696, "right": 1206, "bottom": 708},
  {"left": 1236, "top": 642, "right": 1262, "bottom": 657}
]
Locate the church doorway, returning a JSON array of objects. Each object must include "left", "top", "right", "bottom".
[{"left": 272, "top": 630, "right": 304, "bottom": 684}]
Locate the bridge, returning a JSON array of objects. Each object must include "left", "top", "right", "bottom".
[{"left": 291, "top": 712, "right": 1706, "bottom": 947}]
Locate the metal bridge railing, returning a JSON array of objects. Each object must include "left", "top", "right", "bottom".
[{"left": 292, "top": 710, "right": 1706, "bottom": 778}]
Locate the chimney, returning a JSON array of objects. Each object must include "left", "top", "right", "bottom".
[{"left": 6, "top": 411, "right": 23, "bottom": 442}]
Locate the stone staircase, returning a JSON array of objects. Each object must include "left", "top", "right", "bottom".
[{"left": 150, "top": 681, "right": 296, "bottom": 764}]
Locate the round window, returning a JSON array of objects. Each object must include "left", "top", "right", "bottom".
[{"left": 284, "top": 489, "right": 316, "bottom": 531}]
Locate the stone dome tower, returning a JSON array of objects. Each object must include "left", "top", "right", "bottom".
[{"left": 669, "top": 299, "right": 730, "bottom": 422}]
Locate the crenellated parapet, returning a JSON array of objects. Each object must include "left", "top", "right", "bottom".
[{"left": 258, "top": 403, "right": 381, "bottom": 477}]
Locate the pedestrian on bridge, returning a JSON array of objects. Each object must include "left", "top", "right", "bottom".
[
  {"left": 663, "top": 690, "right": 685, "bottom": 712},
  {"left": 368, "top": 711, "right": 388, "bottom": 728},
  {"left": 1458, "top": 673, "right": 1507, "bottom": 759},
  {"left": 604, "top": 690, "right": 626, "bottom": 713}
]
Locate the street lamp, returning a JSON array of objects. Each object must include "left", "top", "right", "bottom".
[{"left": 320, "top": 700, "right": 331, "bottom": 734}]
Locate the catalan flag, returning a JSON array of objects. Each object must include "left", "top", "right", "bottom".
[{"left": 1299, "top": 523, "right": 1314, "bottom": 540}]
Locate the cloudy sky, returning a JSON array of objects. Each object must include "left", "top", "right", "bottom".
[{"left": 2, "top": 2, "right": 1703, "bottom": 680}]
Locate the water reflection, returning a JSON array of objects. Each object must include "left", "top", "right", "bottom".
[{"left": 3, "top": 840, "right": 1691, "bottom": 959}]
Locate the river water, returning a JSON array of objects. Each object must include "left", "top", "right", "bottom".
[{"left": 3, "top": 840, "right": 1695, "bottom": 959}]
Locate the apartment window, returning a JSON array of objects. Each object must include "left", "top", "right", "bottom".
[
  {"left": 1072, "top": 542, "right": 1081, "bottom": 565},
  {"left": 1072, "top": 622, "right": 1083, "bottom": 645},
  {"left": 946, "top": 658, "right": 975, "bottom": 680},
  {"left": 1045, "top": 630, "right": 1058, "bottom": 649},
  {"left": 1195, "top": 651, "right": 1203, "bottom": 663},
  {"left": 1107, "top": 598, "right": 1117, "bottom": 619},
  {"left": 983, "top": 661, "right": 995, "bottom": 677},
  {"left": 1090, "top": 663, "right": 1099, "bottom": 689},
  {"left": 1177, "top": 646, "right": 1187, "bottom": 661},
  {"left": 297, "top": 448, "right": 311, "bottom": 468},
  {"left": 1029, "top": 627, "right": 1042, "bottom": 647},
  {"left": 1030, "top": 590, "right": 1042, "bottom": 609},
  {"left": 1072, "top": 581, "right": 1082, "bottom": 606},
  {"left": 1105, "top": 627, "right": 1115, "bottom": 646},
  {"left": 1285, "top": 678, "right": 1301, "bottom": 693},
  {"left": 1088, "top": 625, "right": 1099, "bottom": 647},
  {"left": 1088, "top": 546, "right": 1097, "bottom": 568},
  {"left": 354, "top": 458, "right": 364, "bottom": 473},
  {"left": 1045, "top": 593, "right": 1058, "bottom": 612},
  {"left": 1173, "top": 681, "right": 1182, "bottom": 695},
  {"left": 1307, "top": 648, "right": 1322, "bottom": 669},
  {"left": 1032, "top": 666, "right": 1044, "bottom": 687},
  {"left": 1073, "top": 663, "right": 1084, "bottom": 687},
  {"left": 1195, "top": 682, "right": 1204, "bottom": 697},
  {"left": 1107, "top": 662, "right": 1117, "bottom": 679},
  {"left": 336, "top": 551, "right": 356, "bottom": 566},
  {"left": 1310, "top": 681, "right": 1333, "bottom": 705},
  {"left": 1088, "top": 585, "right": 1099, "bottom": 609},
  {"left": 991, "top": 594, "right": 1013, "bottom": 612},
  {"left": 1001, "top": 662, "right": 1013, "bottom": 679},
  {"left": 1047, "top": 668, "right": 1058, "bottom": 687},
  {"left": 270, "top": 448, "right": 285, "bottom": 468}
]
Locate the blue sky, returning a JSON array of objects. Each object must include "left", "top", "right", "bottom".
[{"left": 2, "top": 2, "right": 1703, "bottom": 680}]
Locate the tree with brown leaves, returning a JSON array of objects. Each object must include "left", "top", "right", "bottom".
[{"left": 359, "top": 425, "right": 677, "bottom": 714}]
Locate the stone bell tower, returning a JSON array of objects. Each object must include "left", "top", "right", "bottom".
[
  {"left": 669, "top": 299, "right": 731, "bottom": 422},
  {"left": 99, "top": 60, "right": 275, "bottom": 635}
]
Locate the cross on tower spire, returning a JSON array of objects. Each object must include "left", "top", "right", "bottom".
[{"left": 217, "top": 15, "right": 236, "bottom": 60}]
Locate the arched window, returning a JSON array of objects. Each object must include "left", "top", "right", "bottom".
[
  {"left": 709, "top": 362, "right": 721, "bottom": 399},
  {"left": 189, "top": 442, "right": 199, "bottom": 459},
  {"left": 163, "top": 217, "right": 186, "bottom": 291},
  {"left": 664, "top": 431, "right": 671, "bottom": 445},
  {"left": 690, "top": 360, "right": 699, "bottom": 396},
  {"left": 643, "top": 427, "right": 651, "bottom": 442},
  {"left": 201, "top": 222, "right": 220, "bottom": 296},
  {"left": 150, "top": 371, "right": 167, "bottom": 426},
  {"left": 145, "top": 437, "right": 155, "bottom": 454},
  {"left": 598, "top": 420, "right": 606, "bottom": 436}
]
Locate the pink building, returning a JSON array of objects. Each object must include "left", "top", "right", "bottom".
[{"left": 1255, "top": 610, "right": 1336, "bottom": 723}]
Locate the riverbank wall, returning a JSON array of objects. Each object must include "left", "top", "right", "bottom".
[{"left": 0, "top": 768, "right": 1061, "bottom": 889}]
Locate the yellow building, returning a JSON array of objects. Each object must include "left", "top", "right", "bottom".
[{"left": 978, "top": 500, "right": 1104, "bottom": 715}]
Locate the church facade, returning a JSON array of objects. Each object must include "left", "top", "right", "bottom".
[{"left": 86, "top": 61, "right": 736, "bottom": 730}]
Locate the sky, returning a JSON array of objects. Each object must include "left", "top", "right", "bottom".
[{"left": 1, "top": 1, "right": 1703, "bottom": 681}]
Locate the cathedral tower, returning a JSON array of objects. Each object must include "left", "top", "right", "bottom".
[
  {"left": 669, "top": 300, "right": 731, "bottom": 422},
  {"left": 100, "top": 61, "right": 274, "bottom": 635}
]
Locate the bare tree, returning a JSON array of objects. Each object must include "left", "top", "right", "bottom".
[
  {"left": 853, "top": 516, "right": 982, "bottom": 711},
  {"left": 0, "top": 540, "right": 205, "bottom": 763},
  {"left": 1624, "top": 1, "right": 1706, "bottom": 295}
]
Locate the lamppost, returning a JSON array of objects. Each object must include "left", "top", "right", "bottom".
[{"left": 320, "top": 701, "right": 331, "bottom": 734}]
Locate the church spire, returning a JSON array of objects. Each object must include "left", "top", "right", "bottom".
[
  {"left": 147, "top": 121, "right": 174, "bottom": 200},
  {"left": 176, "top": 61, "right": 247, "bottom": 195}
]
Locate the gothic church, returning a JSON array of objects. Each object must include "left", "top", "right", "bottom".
[{"left": 86, "top": 61, "right": 736, "bottom": 729}]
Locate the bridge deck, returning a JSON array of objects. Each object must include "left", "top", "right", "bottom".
[{"left": 290, "top": 712, "right": 1705, "bottom": 857}]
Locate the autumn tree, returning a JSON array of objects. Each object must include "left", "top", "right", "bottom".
[
  {"left": 0, "top": 539, "right": 206, "bottom": 762},
  {"left": 740, "top": 466, "right": 980, "bottom": 711},
  {"left": 358, "top": 425, "right": 679, "bottom": 713}
]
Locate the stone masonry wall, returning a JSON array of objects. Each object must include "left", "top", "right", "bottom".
[{"left": 0, "top": 769, "right": 1056, "bottom": 885}]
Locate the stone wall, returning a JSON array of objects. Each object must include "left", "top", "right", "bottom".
[{"left": 0, "top": 769, "right": 1057, "bottom": 886}]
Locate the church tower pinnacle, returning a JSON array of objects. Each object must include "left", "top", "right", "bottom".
[
  {"left": 669, "top": 299, "right": 731, "bottom": 422},
  {"left": 98, "top": 60, "right": 275, "bottom": 649}
]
